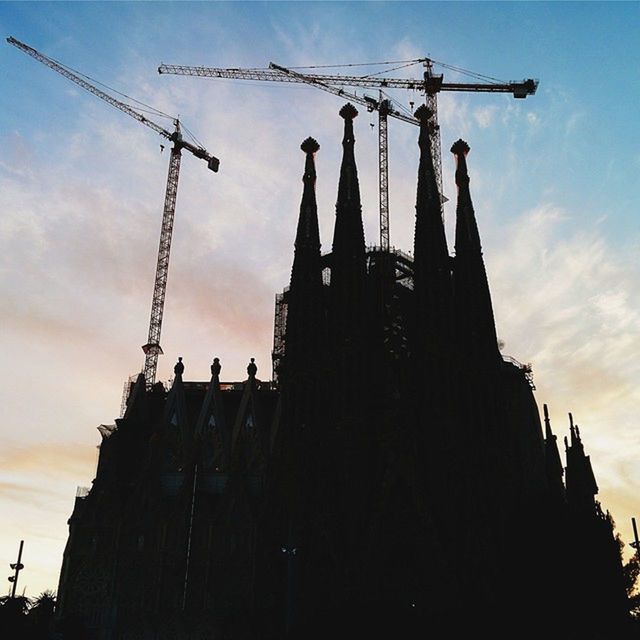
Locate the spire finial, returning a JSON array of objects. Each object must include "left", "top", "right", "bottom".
[
  {"left": 211, "top": 357, "right": 221, "bottom": 378},
  {"left": 339, "top": 104, "right": 358, "bottom": 149},
  {"left": 300, "top": 137, "right": 319, "bottom": 193},
  {"left": 174, "top": 356, "right": 184, "bottom": 377},
  {"left": 414, "top": 104, "right": 434, "bottom": 122},
  {"left": 415, "top": 105, "right": 435, "bottom": 157},
  {"left": 451, "top": 139, "right": 471, "bottom": 189},
  {"left": 339, "top": 103, "right": 358, "bottom": 120},
  {"left": 290, "top": 136, "right": 322, "bottom": 291},
  {"left": 451, "top": 139, "right": 470, "bottom": 156},
  {"left": 301, "top": 137, "right": 320, "bottom": 154},
  {"left": 247, "top": 357, "right": 257, "bottom": 379}
]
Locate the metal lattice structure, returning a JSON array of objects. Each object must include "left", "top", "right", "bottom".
[
  {"left": 142, "top": 143, "right": 182, "bottom": 385},
  {"left": 8, "top": 36, "right": 220, "bottom": 387},
  {"left": 378, "top": 97, "right": 390, "bottom": 250},
  {"left": 271, "top": 292, "right": 288, "bottom": 383},
  {"left": 159, "top": 58, "right": 537, "bottom": 249}
]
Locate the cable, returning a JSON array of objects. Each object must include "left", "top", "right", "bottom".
[
  {"left": 429, "top": 59, "right": 505, "bottom": 84},
  {"left": 288, "top": 58, "right": 427, "bottom": 69},
  {"left": 359, "top": 60, "right": 425, "bottom": 79},
  {"left": 50, "top": 55, "right": 175, "bottom": 120}
]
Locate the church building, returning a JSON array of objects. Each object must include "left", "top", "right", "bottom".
[{"left": 55, "top": 104, "right": 630, "bottom": 639}]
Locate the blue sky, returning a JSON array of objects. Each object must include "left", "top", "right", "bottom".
[{"left": 1, "top": 1, "right": 639, "bottom": 596}]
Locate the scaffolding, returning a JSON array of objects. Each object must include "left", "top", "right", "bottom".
[{"left": 271, "top": 292, "right": 288, "bottom": 384}]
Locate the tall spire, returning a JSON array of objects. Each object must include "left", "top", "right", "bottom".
[
  {"left": 413, "top": 105, "right": 449, "bottom": 276},
  {"left": 290, "top": 137, "right": 322, "bottom": 292},
  {"left": 329, "top": 104, "right": 368, "bottom": 421},
  {"left": 565, "top": 413, "right": 599, "bottom": 514},
  {"left": 543, "top": 404, "right": 565, "bottom": 501},
  {"left": 331, "top": 103, "right": 366, "bottom": 282},
  {"left": 452, "top": 140, "right": 482, "bottom": 254},
  {"left": 283, "top": 138, "right": 324, "bottom": 391},
  {"left": 450, "top": 139, "right": 501, "bottom": 367},
  {"left": 411, "top": 105, "right": 454, "bottom": 452},
  {"left": 413, "top": 106, "right": 452, "bottom": 356}
]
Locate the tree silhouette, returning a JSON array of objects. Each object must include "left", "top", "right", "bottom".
[
  {"left": 615, "top": 533, "right": 640, "bottom": 622},
  {"left": 0, "top": 590, "right": 58, "bottom": 639},
  {"left": 622, "top": 551, "right": 640, "bottom": 620},
  {"left": 0, "top": 593, "right": 32, "bottom": 636},
  {"left": 27, "top": 590, "right": 57, "bottom": 639}
]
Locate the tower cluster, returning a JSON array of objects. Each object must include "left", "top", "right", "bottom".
[{"left": 56, "top": 105, "right": 630, "bottom": 639}]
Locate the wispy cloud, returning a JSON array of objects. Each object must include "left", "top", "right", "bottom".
[
  {"left": 474, "top": 105, "right": 498, "bottom": 129},
  {"left": 486, "top": 203, "right": 640, "bottom": 530}
]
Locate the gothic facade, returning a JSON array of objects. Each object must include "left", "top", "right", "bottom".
[{"left": 56, "top": 104, "right": 631, "bottom": 639}]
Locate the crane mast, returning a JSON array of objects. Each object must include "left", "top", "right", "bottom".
[
  {"left": 159, "top": 58, "right": 537, "bottom": 249},
  {"left": 8, "top": 36, "right": 220, "bottom": 388},
  {"left": 142, "top": 135, "right": 181, "bottom": 386},
  {"left": 378, "top": 97, "right": 390, "bottom": 250}
]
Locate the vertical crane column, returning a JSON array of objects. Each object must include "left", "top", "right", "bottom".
[
  {"left": 143, "top": 129, "right": 182, "bottom": 387},
  {"left": 378, "top": 95, "right": 390, "bottom": 251},
  {"left": 424, "top": 60, "right": 444, "bottom": 208},
  {"left": 7, "top": 37, "right": 219, "bottom": 391}
]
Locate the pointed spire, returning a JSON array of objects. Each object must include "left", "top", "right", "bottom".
[
  {"left": 413, "top": 105, "right": 450, "bottom": 278},
  {"left": 411, "top": 106, "right": 453, "bottom": 413},
  {"left": 450, "top": 140, "right": 501, "bottom": 367},
  {"left": 543, "top": 404, "right": 565, "bottom": 501},
  {"left": 282, "top": 137, "right": 325, "bottom": 395},
  {"left": 565, "top": 413, "right": 599, "bottom": 513},
  {"left": 451, "top": 139, "right": 482, "bottom": 254},
  {"left": 290, "top": 137, "right": 322, "bottom": 292},
  {"left": 328, "top": 104, "right": 368, "bottom": 420},
  {"left": 569, "top": 412, "right": 581, "bottom": 449},
  {"left": 196, "top": 357, "right": 227, "bottom": 469},
  {"left": 543, "top": 403, "right": 553, "bottom": 440},
  {"left": 331, "top": 103, "right": 366, "bottom": 275}
]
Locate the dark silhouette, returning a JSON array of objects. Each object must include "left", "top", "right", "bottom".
[
  {"left": 0, "top": 591, "right": 57, "bottom": 640},
  {"left": 211, "top": 357, "right": 221, "bottom": 378},
  {"left": 55, "top": 105, "right": 635, "bottom": 639}
]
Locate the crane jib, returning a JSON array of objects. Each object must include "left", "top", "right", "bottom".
[{"left": 156, "top": 58, "right": 538, "bottom": 252}]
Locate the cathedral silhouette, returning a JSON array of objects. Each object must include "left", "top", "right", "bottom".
[{"left": 55, "top": 104, "right": 631, "bottom": 639}]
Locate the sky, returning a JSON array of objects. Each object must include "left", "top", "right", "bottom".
[{"left": 1, "top": 0, "right": 639, "bottom": 597}]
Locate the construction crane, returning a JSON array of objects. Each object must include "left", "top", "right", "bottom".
[
  {"left": 8, "top": 36, "right": 220, "bottom": 387},
  {"left": 159, "top": 58, "right": 537, "bottom": 251}
]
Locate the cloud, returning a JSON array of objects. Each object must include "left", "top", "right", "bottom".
[
  {"left": 565, "top": 110, "right": 586, "bottom": 136},
  {"left": 485, "top": 202, "right": 640, "bottom": 535},
  {"left": 474, "top": 105, "right": 498, "bottom": 129}
]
